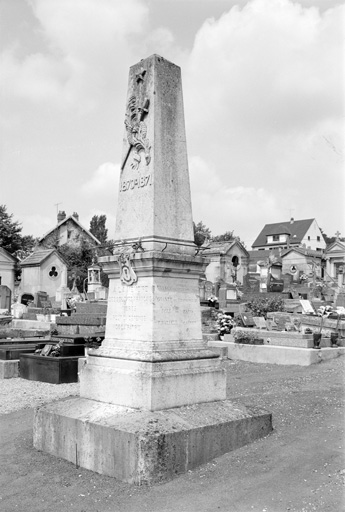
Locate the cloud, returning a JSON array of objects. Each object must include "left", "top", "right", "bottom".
[
  {"left": 81, "top": 162, "right": 120, "bottom": 197},
  {"left": 189, "top": 155, "right": 281, "bottom": 245},
  {"left": 183, "top": 0, "right": 344, "bottom": 242}
]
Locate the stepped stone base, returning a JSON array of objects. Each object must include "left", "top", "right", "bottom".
[
  {"left": 0, "top": 359, "right": 19, "bottom": 379},
  {"left": 33, "top": 396, "right": 272, "bottom": 484},
  {"left": 221, "top": 341, "right": 345, "bottom": 366}
]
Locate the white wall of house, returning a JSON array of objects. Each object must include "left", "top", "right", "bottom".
[{"left": 300, "top": 220, "right": 326, "bottom": 251}]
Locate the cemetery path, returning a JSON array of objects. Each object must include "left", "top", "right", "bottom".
[{"left": 0, "top": 357, "right": 344, "bottom": 512}]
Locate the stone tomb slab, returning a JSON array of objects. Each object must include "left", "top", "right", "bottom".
[
  {"left": 20, "top": 354, "right": 80, "bottom": 384},
  {"left": 34, "top": 396, "right": 272, "bottom": 485}
]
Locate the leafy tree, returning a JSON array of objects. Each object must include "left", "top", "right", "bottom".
[
  {"left": 212, "top": 231, "right": 234, "bottom": 242},
  {"left": 90, "top": 214, "right": 108, "bottom": 244},
  {"left": 0, "top": 205, "right": 23, "bottom": 254},
  {"left": 193, "top": 221, "right": 212, "bottom": 247}
]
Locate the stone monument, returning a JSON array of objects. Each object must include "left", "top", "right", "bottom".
[{"left": 34, "top": 55, "right": 272, "bottom": 483}]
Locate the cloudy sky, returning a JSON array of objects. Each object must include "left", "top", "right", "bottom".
[{"left": 1, "top": 0, "right": 344, "bottom": 247}]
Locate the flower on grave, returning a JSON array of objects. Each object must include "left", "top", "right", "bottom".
[{"left": 216, "top": 313, "right": 235, "bottom": 335}]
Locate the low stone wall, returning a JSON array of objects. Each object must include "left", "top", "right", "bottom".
[
  {"left": 266, "top": 312, "right": 345, "bottom": 337},
  {"left": 228, "top": 328, "right": 344, "bottom": 348}
]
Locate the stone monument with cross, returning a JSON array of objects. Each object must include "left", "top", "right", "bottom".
[{"left": 34, "top": 55, "right": 272, "bottom": 483}]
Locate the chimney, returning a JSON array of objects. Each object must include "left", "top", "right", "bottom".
[
  {"left": 72, "top": 212, "right": 79, "bottom": 221},
  {"left": 57, "top": 210, "right": 66, "bottom": 223},
  {"left": 290, "top": 217, "right": 294, "bottom": 224}
]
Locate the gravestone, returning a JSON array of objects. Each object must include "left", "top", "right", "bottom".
[
  {"left": 253, "top": 317, "right": 267, "bottom": 329},
  {"left": 34, "top": 54, "right": 272, "bottom": 484}
]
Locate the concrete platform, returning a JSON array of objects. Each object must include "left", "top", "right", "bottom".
[
  {"left": 0, "top": 359, "right": 19, "bottom": 379},
  {"left": 33, "top": 396, "right": 272, "bottom": 484},
  {"left": 222, "top": 342, "right": 345, "bottom": 366}
]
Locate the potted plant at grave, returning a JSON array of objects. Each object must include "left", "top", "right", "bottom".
[
  {"left": 314, "top": 305, "right": 333, "bottom": 349},
  {"left": 216, "top": 313, "right": 235, "bottom": 340},
  {"left": 233, "top": 329, "right": 263, "bottom": 345}
]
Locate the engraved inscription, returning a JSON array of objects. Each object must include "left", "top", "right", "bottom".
[{"left": 120, "top": 174, "right": 152, "bottom": 192}]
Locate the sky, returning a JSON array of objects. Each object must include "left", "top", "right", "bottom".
[{"left": 1, "top": 0, "right": 344, "bottom": 248}]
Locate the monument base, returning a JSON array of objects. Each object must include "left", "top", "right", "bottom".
[{"left": 33, "top": 396, "right": 272, "bottom": 484}]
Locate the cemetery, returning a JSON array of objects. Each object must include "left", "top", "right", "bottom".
[{"left": 0, "top": 53, "right": 344, "bottom": 493}]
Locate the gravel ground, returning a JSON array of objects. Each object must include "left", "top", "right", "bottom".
[
  {"left": 0, "top": 357, "right": 344, "bottom": 512},
  {"left": 0, "top": 379, "right": 79, "bottom": 414}
]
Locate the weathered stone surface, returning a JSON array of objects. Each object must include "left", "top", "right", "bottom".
[
  {"left": 75, "top": 303, "right": 108, "bottom": 315},
  {"left": 56, "top": 315, "right": 106, "bottom": 326},
  {"left": 225, "top": 342, "right": 345, "bottom": 366},
  {"left": 0, "top": 359, "right": 19, "bottom": 378},
  {"left": 34, "top": 396, "right": 272, "bottom": 484}
]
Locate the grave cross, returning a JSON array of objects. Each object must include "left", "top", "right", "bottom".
[{"left": 335, "top": 231, "right": 341, "bottom": 239}]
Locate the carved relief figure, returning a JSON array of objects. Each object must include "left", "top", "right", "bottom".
[{"left": 123, "top": 95, "right": 151, "bottom": 171}]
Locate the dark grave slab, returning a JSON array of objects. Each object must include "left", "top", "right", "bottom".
[
  {"left": 0, "top": 344, "right": 39, "bottom": 360},
  {"left": 20, "top": 354, "right": 80, "bottom": 384},
  {"left": 56, "top": 315, "right": 106, "bottom": 326},
  {"left": 60, "top": 344, "right": 85, "bottom": 357},
  {"left": 239, "top": 313, "right": 255, "bottom": 327}
]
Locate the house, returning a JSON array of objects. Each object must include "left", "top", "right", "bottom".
[
  {"left": 19, "top": 248, "right": 68, "bottom": 301},
  {"left": 324, "top": 239, "right": 345, "bottom": 286},
  {"left": 38, "top": 211, "right": 101, "bottom": 249},
  {"left": 0, "top": 247, "right": 17, "bottom": 295},
  {"left": 252, "top": 218, "right": 326, "bottom": 252}
]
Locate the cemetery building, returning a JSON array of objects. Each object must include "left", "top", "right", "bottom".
[
  {"left": 0, "top": 247, "right": 17, "bottom": 295},
  {"left": 203, "top": 239, "right": 249, "bottom": 289},
  {"left": 252, "top": 218, "right": 326, "bottom": 252},
  {"left": 19, "top": 248, "right": 68, "bottom": 301},
  {"left": 38, "top": 211, "right": 101, "bottom": 249},
  {"left": 324, "top": 238, "right": 345, "bottom": 285}
]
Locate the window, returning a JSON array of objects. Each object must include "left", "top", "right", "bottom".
[
  {"left": 317, "top": 236, "right": 320, "bottom": 242},
  {"left": 48, "top": 266, "right": 59, "bottom": 279},
  {"left": 308, "top": 236, "right": 310, "bottom": 241},
  {"left": 273, "top": 235, "right": 279, "bottom": 241}
]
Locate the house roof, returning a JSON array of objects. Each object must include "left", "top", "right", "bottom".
[
  {"left": 38, "top": 215, "right": 101, "bottom": 245},
  {"left": 325, "top": 240, "right": 345, "bottom": 253},
  {"left": 20, "top": 248, "right": 65, "bottom": 267},
  {"left": 203, "top": 239, "right": 249, "bottom": 257},
  {"left": 252, "top": 219, "right": 315, "bottom": 248},
  {"left": 0, "top": 247, "right": 17, "bottom": 263},
  {"left": 280, "top": 247, "right": 324, "bottom": 260}
]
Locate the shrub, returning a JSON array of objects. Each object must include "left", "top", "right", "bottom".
[{"left": 246, "top": 297, "right": 285, "bottom": 319}]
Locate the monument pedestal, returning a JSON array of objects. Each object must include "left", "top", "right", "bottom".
[
  {"left": 80, "top": 251, "right": 225, "bottom": 410},
  {"left": 34, "top": 396, "right": 272, "bottom": 484}
]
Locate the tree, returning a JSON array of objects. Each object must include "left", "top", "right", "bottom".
[
  {"left": 320, "top": 228, "right": 345, "bottom": 246},
  {"left": 212, "top": 231, "right": 234, "bottom": 242},
  {"left": 90, "top": 215, "right": 108, "bottom": 244},
  {"left": 193, "top": 221, "right": 212, "bottom": 247},
  {"left": 0, "top": 205, "right": 23, "bottom": 254}
]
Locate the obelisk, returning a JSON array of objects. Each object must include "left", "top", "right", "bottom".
[
  {"left": 34, "top": 55, "right": 272, "bottom": 484},
  {"left": 80, "top": 54, "right": 225, "bottom": 410}
]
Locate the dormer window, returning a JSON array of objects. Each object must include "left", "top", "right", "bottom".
[{"left": 273, "top": 235, "right": 279, "bottom": 241}]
